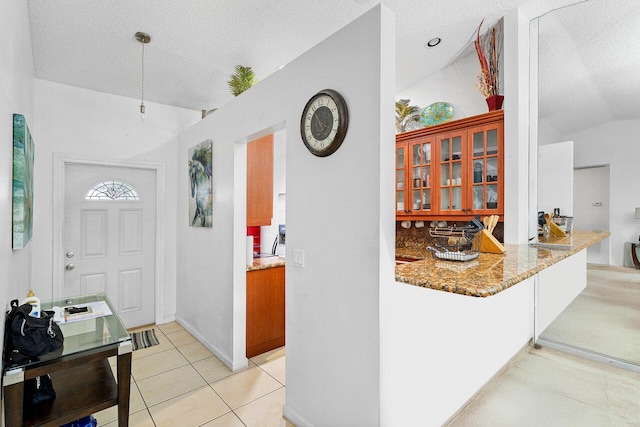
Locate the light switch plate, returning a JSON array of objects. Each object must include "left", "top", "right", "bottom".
[{"left": 292, "top": 249, "right": 305, "bottom": 268}]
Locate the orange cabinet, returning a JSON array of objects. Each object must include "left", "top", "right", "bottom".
[
  {"left": 247, "top": 135, "right": 274, "bottom": 226},
  {"left": 396, "top": 111, "right": 504, "bottom": 221},
  {"left": 246, "top": 266, "right": 285, "bottom": 358}
]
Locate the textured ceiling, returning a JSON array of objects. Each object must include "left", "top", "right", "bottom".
[
  {"left": 537, "top": 0, "right": 640, "bottom": 138},
  {"left": 26, "top": 0, "right": 634, "bottom": 137}
]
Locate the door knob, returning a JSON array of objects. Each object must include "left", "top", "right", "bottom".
[{"left": 65, "top": 264, "right": 74, "bottom": 271}]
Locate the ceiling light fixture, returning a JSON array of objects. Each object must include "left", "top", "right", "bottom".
[
  {"left": 135, "top": 32, "right": 151, "bottom": 120},
  {"left": 425, "top": 37, "right": 442, "bottom": 48}
]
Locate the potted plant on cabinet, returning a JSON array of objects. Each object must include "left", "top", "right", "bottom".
[{"left": 395, "top": 99, "right": 421, "bottom": 133}]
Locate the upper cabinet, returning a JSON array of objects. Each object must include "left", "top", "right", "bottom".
[
  {"left": 247, "top": 134, "right": 274, "bottom": 226},
  {"left": 396, "top": 111, "right": 504, "bottom": 220}
]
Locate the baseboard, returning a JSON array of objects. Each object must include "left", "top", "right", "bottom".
[
  {"left": 157, "top": 313, "right": 176, "bottom": 324},
  {"left": 536, "top": 337, "right": 640, "bottom": 373},
  {"left": 442, "top": 341, "right": 532, "bottom": 426},
  {"left": 283, "top": 404, "right": 314, "bottom": 427},
  {"left": 174, "top": 315, "right": 249, "bottom": 372}
]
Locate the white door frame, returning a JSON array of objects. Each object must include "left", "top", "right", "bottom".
[{"left": 52, "top": 153, "right": 166, "bottom": 325}]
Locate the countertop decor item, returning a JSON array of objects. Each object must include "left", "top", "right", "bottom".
[
  {"left": 427, "top": 222, "right": 482, "bottom": 262},
  {"left": 420, "top": 102, "right": 454, "bottom": 127},
  {"left": 474, "top": 19, "right": 504, "bottom": 110}
]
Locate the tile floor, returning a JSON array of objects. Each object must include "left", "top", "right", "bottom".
[
  {"left": 540, "top": 264, "right": 640, "bottom": 364},
  {"left": 446, "top": 345, "right": 640, "bottom": 426},
  {"left": 95, "top": 272, "right": 640, "bottom": 427},
  {"left": 96, "top": 322, "right": 290, "bottom": 427}
]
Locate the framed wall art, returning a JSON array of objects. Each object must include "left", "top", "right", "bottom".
[
  {"left": 188, "top": 139, "right": 213, "bottom": 227},
  {"left": 12, "top": 114, "right": 35, "bottom": 250}
]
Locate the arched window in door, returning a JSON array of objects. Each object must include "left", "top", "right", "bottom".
[{"left": 85, "top": 180, "right": 139, "bottom": 200}]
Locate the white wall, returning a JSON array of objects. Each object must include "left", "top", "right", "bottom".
[
  {"left": 573, "top": 166, "right": 611, "bottom": 264},
  {"left": 537, "top": 249, "right": 586, "bottom": 336},
  {"left": 172, "top": 6, "right": 395, "bottom": 425},
  {"left": 0, "top": 0, "right": 35, "bottom": 340},
  {"left": 503, "top": 8, "right": 532, "bottom": 244},
  {"left": 31, "top": 80, "right": 200, "bottom": 322},
  {"left": 569, "top": 120, "right": 640, "bottom": 266},
  {"left": 381, "top": 277, "right": 534, "bottom": 426},
  {"left": 396, "top": 52, "right": 488, "bottom": 121},
  {"left": 538, "top": 140, "right": 573, "bottom": 216}
]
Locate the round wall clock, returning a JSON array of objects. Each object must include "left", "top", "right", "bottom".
[{"left": 300, "top": 89, "right": 349, "bottom": 157}]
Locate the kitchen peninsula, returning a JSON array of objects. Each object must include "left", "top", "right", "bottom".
[
  {"left": 387, "top": 229, "right": 610, "bottom": 425},
  {"left": 395, "top": 230, "right": 609, "bottom": 297}
]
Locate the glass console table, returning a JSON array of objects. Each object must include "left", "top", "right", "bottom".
[{"left": 2, "top": 293, "right": 132, "bottom": 427}]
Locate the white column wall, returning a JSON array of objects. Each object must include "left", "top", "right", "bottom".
[
  {"left": 503, "top": 8, "right": 532, "bottom": 244},
  {"left": 172, "top": 6, "right": 395, "bottom": 425}
]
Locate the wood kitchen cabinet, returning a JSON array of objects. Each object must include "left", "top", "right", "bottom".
[
  {"left": 396, "top": 110, "right": 504, "bottom": 221},
  {"left": 246, "top": 266, "right": 285, "bottom": 358},
  {"left": 247, "top": 134, "right": 274, "bottom": 226}
]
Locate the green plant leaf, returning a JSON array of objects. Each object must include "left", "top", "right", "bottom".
[{"left": 227, "top": 65, "right": 258, "bottom": 96}]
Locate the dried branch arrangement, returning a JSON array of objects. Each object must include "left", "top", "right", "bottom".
[{"left": 474, "top": 19, "right": 503, "bottom": 98}]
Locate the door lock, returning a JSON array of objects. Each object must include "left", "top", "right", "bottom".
[
  {"left": 65, "top": 264, "right": 75, "bottom": 271},
  {"left": 66, "top": 251, "right": 74, "bottom": 258}
]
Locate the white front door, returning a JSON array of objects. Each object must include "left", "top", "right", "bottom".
[{"left": 63, "top": 163, "right": 156, "bottom": 327}]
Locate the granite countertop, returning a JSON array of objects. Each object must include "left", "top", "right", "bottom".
[
  {"left": 395, "top": 230, "right": 610, "bottom": 298},
  {"left": 247, "top": 256, "right": 286, "bottom": 272}
]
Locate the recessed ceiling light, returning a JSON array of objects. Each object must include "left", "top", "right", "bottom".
[{"left": 425, "top": 37, "right": 442, "bottom": 48}]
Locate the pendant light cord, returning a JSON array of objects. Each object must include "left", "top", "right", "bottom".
[{"left": 141, "top": 39, "right": 145, "bottom": 108}]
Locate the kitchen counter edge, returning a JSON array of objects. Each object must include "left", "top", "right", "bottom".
[
  {"left": 395, "top": 230, "right": 610, "bottom": 298},
  {"left": 247, "top": 256, "right": 286, "bottom": 272}
]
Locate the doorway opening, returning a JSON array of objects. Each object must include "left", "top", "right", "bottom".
[{"left": 52, "top": 154, "right": 166, "bottom": 328}]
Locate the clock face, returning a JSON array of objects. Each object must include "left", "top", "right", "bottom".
[{"left": 300, "top": 90, "right": 348, "bottom": 157}]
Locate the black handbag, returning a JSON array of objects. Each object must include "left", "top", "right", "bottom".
[
  {"left": 8, "top": 300, "right": 64, "bottom": 357},
  {"left": 24, "top": 374, "right": 56, "bottom": 408}
]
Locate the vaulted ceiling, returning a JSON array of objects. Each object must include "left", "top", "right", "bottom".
[{"left": 26, "top": 0, "right": 637, "bottom": 138}]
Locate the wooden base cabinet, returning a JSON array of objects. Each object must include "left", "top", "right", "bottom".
[
  {"left": 396, "top": 110, "right": 504, "bottom": 221},
  {"left": 246, "top": 266, "right": 285, "bottom": 358}
]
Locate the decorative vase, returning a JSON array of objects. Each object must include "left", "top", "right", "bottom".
[{"left": 485, "top": 95, "right": 504, "bottom": 111}]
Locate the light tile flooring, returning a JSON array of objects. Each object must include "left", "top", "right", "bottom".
[
  {"left": 96, "top": 322, "right": 289, "bottom": 427},
  {"left": 540, "top": 264, "right": 640, "bottom": 364},
  {"left": 447, "top": 345, "right": 640, "bottom": 426},
  {"left": 95, "top": 265, "right": 640, "bottom": 427}
]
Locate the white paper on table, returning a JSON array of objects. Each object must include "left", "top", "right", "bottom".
[{"left": 55, "top": 300, "right": 113, "bottom": 324}]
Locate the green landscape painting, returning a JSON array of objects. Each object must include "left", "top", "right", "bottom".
[{"left": 13, "top": 114, "right": 34, "bottom": 250}]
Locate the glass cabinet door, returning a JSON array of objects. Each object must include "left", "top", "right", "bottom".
[
  {"left": 396, "top": 145, "right": 406, "bottom": 213},
  {"left": 409, "top": 140, "right": 432, "bottom": 213},
  {"left": 470, "top": 125, "right": 501, "bottom": 213},
  {"left": 438, "top": 134, "right": 463, "bottom": 213}
]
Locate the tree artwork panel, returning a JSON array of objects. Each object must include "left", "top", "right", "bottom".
[
  {"left": 188, "top": 139, "right": 213, "bottom": 227},
  {"left": 12, "top": 114, "right": 35, "bottom": 250}
]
